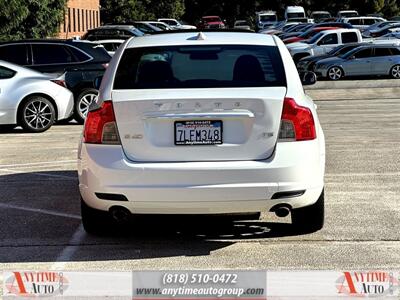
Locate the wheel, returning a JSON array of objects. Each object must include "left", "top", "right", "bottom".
[
  {"left": 291, "top": 189, "right": 324, "bottom": 233},
  {"left": 19, "top": 96, "right": 55, "bottom": 133},
  {"left": 81, "top": 197, "right": 112, "bottom": 235},
  {"left": 390, "top": 65, "right": 400, "bottom": 79},
  {"left": 327, "top": 66, "right": 343, "bottom": 80},
  {"left": 74, "top": 89, "right": 98, "bottom": 124}
]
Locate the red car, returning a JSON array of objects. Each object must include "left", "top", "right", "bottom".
[
  {"left": 283, "top": 27, "right": 338, "bottom": 44},
  {"left": 199, "top": 16, "right": 226, "bottom": 29}
]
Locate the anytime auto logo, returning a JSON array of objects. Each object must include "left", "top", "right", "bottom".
[
  {"left": 4, "top": 271, "right": 69, "bottom": 297},
  {"left": 336, "top": 271, "right": 399, "bottom": 297}
]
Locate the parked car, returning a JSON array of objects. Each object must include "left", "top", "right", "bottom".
[
  {"left": 157, "top": 18, "right": 197, "bottom": 30},
  {"left": 285, "top": 6, "right": 306, "bottom": 20},
  {"left": 377, "top": 31, "right": 400, "bottom": 40},
  {"left": 287, "top": 28, "right": 362, "bottom": 62},
  {"left": 82, "top": 25, "right": 145, "bottom": 41},
  {"left": 0, "top": 39, "right": 111, "bottom": 123},
  {"left": 148, "top": 21, "right": 172, "bottom": 31},
  {"left": 280, "top": 22, "right": 353, "bottom": 40},
  {"left": 310, "top": 11, "right": 332, "bottom": 23},
  {"left": 199, "top": 16, "right": 226, "bottom": 29},
  {"left": 297, "top": 42, "right": 367, "bottom": 72},
  {"left": 362, "top": 21, "right": 400, "bottom": 37},
  {"left": 283, "top": 27, "right": 339, "bottom": 44},
  {"left": 260, "top": 22, "right": 300, "bottom": 35},
  {"left": 314, "top": 44, "right": 400, "bottom": 80},
  {"left": 312, "top": 22, "right": 354, "bottom": 29},
  {"left": 369, "top": 23, "right": 400, "bottom": 37},
  {"left": 234, "top": 20, "right": 251, "bottom": 30},
  {"left": 337, "top": 10, "right": 359, "bottom": 18},
  {"left": 255, "top": 11, "right": 278, "bottom": 30},
  {"left": 128, "top": 21, "right": 162, "bottom": 34},
  {"left": 277, "top": 23, "right": 314, "bottom": 39},
  {"left": 0, "top": 61, "right": 73, "bottom": 132},
  {"left": 78, "top": 31, "right": 325, "bottom": 235},
  {"left": 94, "top": 40, "right": 124, "bottom": 56},
  {"left": 340, "top": 17, "right": 386, "bottom": 31}
]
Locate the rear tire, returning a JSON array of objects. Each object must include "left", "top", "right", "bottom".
[
  {"left": 81, "top": 198, "right": 112, "bottom": 235},
  {"left": 291, "top": 190, "right": 324, "bottom": 233},
  {"left": 19, "top": 96, "right": 55, "bottom": 133},
  {"left": 74, "top": 89, "right": 98, "bottom": 124},
  {"left": 390, "top": 65, "right": 400, "bottom": 79}
]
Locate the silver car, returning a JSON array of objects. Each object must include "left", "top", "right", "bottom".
[
  {"left": 314, "top": 45, "right": 400, "bottom": 80},
  {"left": 0, "top": 61, "right": 73, "bottom": 132}
]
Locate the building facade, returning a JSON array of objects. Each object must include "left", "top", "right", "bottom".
[{"left": 58, "top": 0, "right": 100, "bottom": 38}]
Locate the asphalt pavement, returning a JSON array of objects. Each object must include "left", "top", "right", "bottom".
[{"left": 0, "top": 80, "right": 399, "bottom": 270}]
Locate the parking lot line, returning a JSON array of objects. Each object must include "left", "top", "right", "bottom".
[
  {"left": 0, "top": 160, "right": 76, "bottom": 169},
  {"left": 0, "top": 203, "right": 81, "bottom": 220},
  {"left": 0, "top": 168, "right": 76, "bottom": 180},
  {"left": 51, "top": 224, "right": 86, "bottom": 270}
]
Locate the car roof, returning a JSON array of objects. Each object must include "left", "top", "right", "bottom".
[
  {"left": 344, "top": 16, "right": 384, "bottom": 19},
  {"left": 0, "top": 39, "right": 92, "bottom": 45},
  {"left": 94, "top": 39, "right": 125, "bottom": 43},
  {"left": 318, "top": 28, "right": 358, "bottom": 34},
  {"left": 126, "top": 31, "right": 276, "bottom": 48},
  {"left": 92, "top": 25, "right": 137, "bottom": 30}
]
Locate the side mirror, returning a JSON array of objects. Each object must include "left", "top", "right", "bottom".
[
  {"left": 300, "top": 71, "right": 317, "bottom": 86},
  {"left": 93, "top": 76, "right": 103, "bottom": 90}
]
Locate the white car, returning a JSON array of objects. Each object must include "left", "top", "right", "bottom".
[
  {"left": 234, "top": 20, "right": 251, "bottom": 30},
  {"left": 0, "top": 61, "right": 73, "bottom": 132},
  {"left": 78, "top": 32, "right": 325, "bottom": 234},
  {"left": 341, "top": 17, "right": 386, "bottom": 31},
  {"left": 287, "top": 28, "right": 362, "bottom": 62},
  {"left": 157, "top": 18, "right": 197, "bottom": 30}
]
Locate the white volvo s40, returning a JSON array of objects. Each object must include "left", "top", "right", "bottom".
[{"left": 78, "top": 31, "right": 325, "bottom": 234}]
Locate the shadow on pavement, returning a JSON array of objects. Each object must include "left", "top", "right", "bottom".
[{"left": 0, "top": 170, "right": 308, "bottom": 263}]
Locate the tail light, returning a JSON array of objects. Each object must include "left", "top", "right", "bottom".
[
  {"left": 83, "top": 101, "right": 120, "bottom": 144},
  {"left": 278, "top": 97, "right": 316, "bottom": 141},
  {"left": 51, "top": 79, "right": 67, "bottom": 88}
]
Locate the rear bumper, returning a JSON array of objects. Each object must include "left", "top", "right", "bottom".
[{"left": 78, "top": 138, "right": 325, "bottom": 214}]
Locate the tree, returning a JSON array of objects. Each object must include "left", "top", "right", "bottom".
[
  {"left": 0, "top": 0, "right": 67, "bottom": 41},
  {"left": 100, "top": 0, "right": 185, "bottom": 24}
]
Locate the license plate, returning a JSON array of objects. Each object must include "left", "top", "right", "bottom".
[{"left": 175, "top": 120, "right": 223, "bottom": 145}]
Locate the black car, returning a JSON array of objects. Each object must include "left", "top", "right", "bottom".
[
  {"left": 0, "top": 39, "right": 111, "bottom": 123},
  {"left": 296, "top": 42, "right": 368, "bottom": 72},
  {"left": 82, "top": 25, "right": 145, "bottom": 41}
]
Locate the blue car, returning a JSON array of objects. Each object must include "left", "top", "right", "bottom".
[{"left": 314, "top": 44, "right": 400, "bottom": 80}]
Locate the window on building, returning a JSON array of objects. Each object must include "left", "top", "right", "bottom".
[
  {"left": 68, "top": 8, "right": 71, "bottom": 32},
  {"left": 77, "top": 9, "right": 80, "bottom": 32},
  {"left": 73, "top": 8, "right": 76, "bottom": 32}
]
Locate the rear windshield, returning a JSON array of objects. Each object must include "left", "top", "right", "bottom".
[{"left": 114, "top": 45, "right": 286, "bottom": 89}]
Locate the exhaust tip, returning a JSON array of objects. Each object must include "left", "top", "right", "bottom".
[
  {"left": 270, "top": 204, "right": 291, "bottom": 218},
  {"left": 109, "top": 206, "right": 131, "bottom": 223}
]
